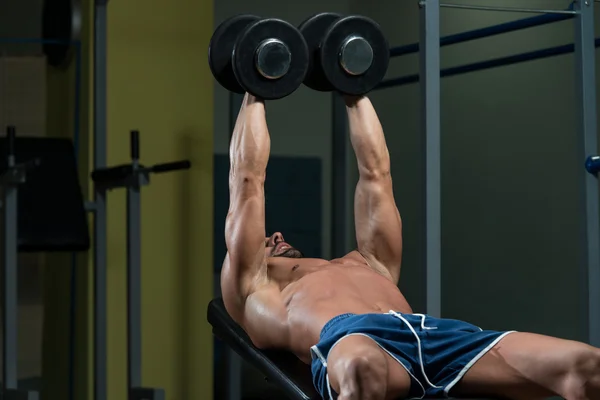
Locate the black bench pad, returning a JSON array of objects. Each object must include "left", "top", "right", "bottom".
[{"left": 207, "top": 298, "right": 321, "bottom": 400}]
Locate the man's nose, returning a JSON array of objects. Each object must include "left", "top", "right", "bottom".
[{"left": 272, "top": 232, "right": 284, "bottom": 245}]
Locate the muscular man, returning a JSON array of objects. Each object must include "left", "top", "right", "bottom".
[{"left": 221, "top": 93, "right": 600, "bottom": 400}]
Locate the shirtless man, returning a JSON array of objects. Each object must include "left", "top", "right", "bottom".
[{"left": 221, "top": 93, "right": 600, "bottom": 400}]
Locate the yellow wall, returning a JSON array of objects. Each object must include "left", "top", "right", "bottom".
[
  {"left": 102, "top": 0, "right": 214, "bottom": 398},
  {"left": 43, "top": 0, "right": 214, "bottom": 398}
]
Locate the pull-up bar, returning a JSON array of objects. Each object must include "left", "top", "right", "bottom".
[
  {"left": 377, "top": 37, "right": 600, "bottom": 90},
  {"left": 390, "top": 8, "right": 574, "bottom": 57},
  {"left": 439, "top": 3, "right": 577, "bottom": 15}
]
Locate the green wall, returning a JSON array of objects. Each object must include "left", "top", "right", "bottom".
[{"left": 44, "top": 0, "right": 214, "bottom": 398}]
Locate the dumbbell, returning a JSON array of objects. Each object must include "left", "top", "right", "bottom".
[
  {"left": 208, "top": 15, "right": 309, "bottom": 100},
  {"left": 298, "top": 13, "right": 389, "bottom": 95}
]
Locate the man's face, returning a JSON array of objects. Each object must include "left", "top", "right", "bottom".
[{"left": 265, "top": 232, "right": 303, "bottom": 259}]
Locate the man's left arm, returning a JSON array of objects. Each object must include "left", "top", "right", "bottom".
[{"left": 346, "top": 96, "right": 403, "bottom": 283}]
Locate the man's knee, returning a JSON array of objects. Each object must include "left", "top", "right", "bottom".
[
  {"left": 328, "top": 339, "right": 388, "bottom": 400},
  {"left": 338, "top": 353, "right": 387, "bottom": 400},
  {"left": 561, "top": 347, "right": 600, "bottom": 400}
]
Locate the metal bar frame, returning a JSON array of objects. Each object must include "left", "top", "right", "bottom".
[
  {"left": 439, "top": 3, "right": 578, "bottom": 14},
  {"left": 574, "top": 0, "right": 600, "bottom": 347},
  {"left": 420, "top": 0, "right": 442, "bottom": 318},
  {"left": 390, "top": 11, "right": 574, "bottom": 58},
  {"left": 3, "top": 183, "right": 18, "bottom": 390},
  {"left": 127, "top": 182, "right": 142, "bottom": 389},
  {"left": 93, "top": 1, "right": 109, "bottom": 400},
  {"left": 331, "top": 93, "right": 349, "bottom": 258},
  {"left": 0, "top": 144, "right": 40, "bottom": 400},
  {"left": 378, "top": 38, "right": 600, "bottom": 90},
  {"left": 90, "top": 151, "right": 165, "bottom": 400},
  {"left": 68, "top": 40, "right": 82, "bottom": 400}
]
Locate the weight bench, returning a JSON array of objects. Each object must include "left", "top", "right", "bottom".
[
  {"left": 208, "top": 298, "right": 498, "bottom": 400},
  {"left": 208, "top": 298, "right": 320, "bottom": 400}
]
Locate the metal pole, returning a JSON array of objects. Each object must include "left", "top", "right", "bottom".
[
  {"left": 2, "top": 128, "right": 19, "bottom": 392},
  {"left": 378, "top": 38, "right": 600, "bottom": 90},
  {"left": 127, "top": 132, "right": 143, "bottom": 395},
  {"left": 439, "top": 3, "right": 578, "bottom": 15},
  {"left": 574, "top": 0, "right": 600, "bottom": 347},
  {"left": 390, "top": 11, "right": 574, "bottom": 58},
  {"left": 126, "top": 184, "right": 142, "bottom": 391},
  {"left": 331, "top": 93, "right": 348, "bottom": 258},
  {"left": 420, "top": 0, "right": 442, "bottom": 317},
  {"left": 93, "top": 1, "right": 109, "bottom": 400},
  {"left": 2, "top": 184, "right": 18, "bottom": 391}
]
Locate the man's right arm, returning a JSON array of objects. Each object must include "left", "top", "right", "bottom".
[
  {"left": 222, "top": 94, "right": 270, "bottom": 317},
  {"left": 221, "top": 94, "right": 289, "bottom": 349}
]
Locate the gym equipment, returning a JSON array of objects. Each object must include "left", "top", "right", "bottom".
[
  {"left": 586, "top": 156, "right": 600, "bottom": 175},
  {"left": 377, "top": 4, "right": 586, "bottom": 89},
  {"left": 321, "top": 16, "right": 389, "bottom": 95},
  {"left": 209, "top": 15, "right": 309, "bottom": 99},
  {"left": 94, "top": 3, "right": 109, "bottom": 399},
  {"left": 233, "top": 19, "right": 309, "bottom": 99},
  {"left": 0, "top": 126, "right": 90, "bottom": 400},
  {"left": 299, "top": 14, "right": 389, "bottom": 95},
  {"left": 0, "top": 138, "right": 90, "bottom": 252},
  {"left": 298, "top": 12, "right": 342, "bottom": 91},
  {"left": 439, "top": 3, "right": 578, "bottom": 14},
  {"left": 42, "top": 0, "right": 82, "bottom": 67},
  {"left": 0, "top": 126, "right": 39, "bottom": 400},
  {"left": 389, "top": 11, "right": 574, "bottom": 58},
  {"left": 91, "top": 130, "right": 191, "bottom": 400},
  {"left": 379, "top": 38, "right": 600, "bottom": 89},
  {"left": 208, "top": 298, "right": 320, "bottom": 400},
  {"left": 209, "top": 14, "right": 261, "bottom": 94}
]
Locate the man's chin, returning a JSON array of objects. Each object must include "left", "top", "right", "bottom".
[{"left": 274, "top": 248, "right": 304, "bottom": 258}]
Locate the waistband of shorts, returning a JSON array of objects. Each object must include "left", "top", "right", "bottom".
[{"left": 320, "top": 313, "right": 356, "bottom": 338}]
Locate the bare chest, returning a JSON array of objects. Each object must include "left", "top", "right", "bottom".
[{"left": 275, "top": 264, "right": 412, "bottom": 362}]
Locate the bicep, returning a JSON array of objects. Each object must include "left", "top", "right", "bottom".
[{"left": 354, "top": 176, "right": 403, "bottom": 281}]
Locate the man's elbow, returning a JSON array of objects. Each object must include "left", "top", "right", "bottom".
[
  {"left": 357, "top": 151, "right": 391, "bottom": 181},
  {"left": 359, "top": 165, "right": 391, "bottom": 182}
]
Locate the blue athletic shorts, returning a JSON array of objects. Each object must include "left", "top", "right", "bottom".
[{"left": 310, "top": 311, "right": 515, "bottom": 399}]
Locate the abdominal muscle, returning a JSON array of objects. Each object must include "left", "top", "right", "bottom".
[{"left": 275, "top": 260, "right": 412, "bottom": 364}]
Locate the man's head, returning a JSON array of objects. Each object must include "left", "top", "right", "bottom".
[{"left": 265, "top": 232, "right": 303, "bottom": 259}]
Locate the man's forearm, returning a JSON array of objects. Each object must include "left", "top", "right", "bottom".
[
  {"left": 345, "top": 96, "right": 390, "bottom": 179},
  {"left": 229, "top": 94, "right": 271, "bottom": 180}
]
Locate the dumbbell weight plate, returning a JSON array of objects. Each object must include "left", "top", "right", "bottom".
[
  {"left": 298, "top": 12, "right": 343, "bottom": 92},
  {"left": 233, "top": 18, "right": 309, "bottom": 100},
  {"left": 42, "top": 0, "right": 82, "bottom": 68},
  {"left": 209, "top": 14, "right": 261, "bottom": 93},
  {"left": 320, "top": 15, "right": 389, "bottom": 95}
]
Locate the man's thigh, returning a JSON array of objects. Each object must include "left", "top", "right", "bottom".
[{"left": 451, "top": 332, "right": 595, "bottom": 400}]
